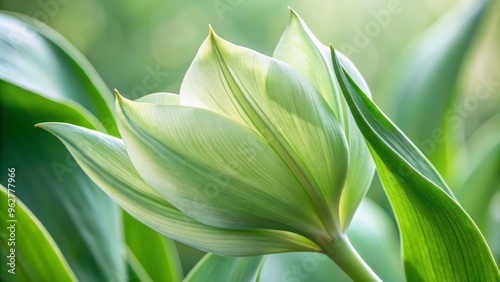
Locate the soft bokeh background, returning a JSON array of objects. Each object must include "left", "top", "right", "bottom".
[
  {"left": 2, "top": 0, "right": 499, "bottom": 274},
  {"left": 3, "top": 0, "right": 497, "bottom": 109}
]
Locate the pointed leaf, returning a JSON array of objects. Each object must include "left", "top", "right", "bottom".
[
  {"left": 274, "top": 10, "right": 375, "bottom": 231},
  {"left": 37, "top": 122, "right": 320, "bottom": 256},
  {"left": 331, "top": 48, "right": 500, "bottom": 281},
  {"left": 0, "top": 185, "right": 76, "bottom": 282},
  {"left": 180, "top": 29, "right": 348, "bottom": 234},
  {"left": 1, "top": 82, "right": 125, "bottom": 282},
  {"left": 389, "top": 1, "right": 489, "bottom": 164},
  {"left": 184, "top": 254, "right": 263, "bottom": 282}
]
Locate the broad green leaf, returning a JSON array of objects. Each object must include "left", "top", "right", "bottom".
[
  {"left": 1, "top": 82, "right": 125, "bottom": 282},
  {"left": 331, "top": 48, "right": 500, "bottom": 280},
  {"left": 180, "top": 28, "right": 348, "bottom": 234},
  {"left": 115, "top": 95, "right": 326, "bottom": 239},
  {"left": 258, "top": 199, "right": 403, "bottom": 282},
  {"left": 274, "top": 9, "right": 375, "bottom": 231},
  {"left": 184, "top": 254, "right": 263, "bottom": 282},
  {"left": 124, "top": 213, "right": 183, "bottom": 282},
  {"left": 0, "top": 12, "right": 117, "bottom": 135},
  {"left": 449, "top": 114, "right": 500, "bottom": 231},
  {"left": 0, "top": 185, "right": 76, "bottom": 282},
  {"left": 388, "top": 0, "right": 489, "bottom": 165},
  {"left": 1, "top": 13, "right": 125, "bottom": 281},
  {"left": 37, "top": 122, "right": 320, "bottom": 256}
]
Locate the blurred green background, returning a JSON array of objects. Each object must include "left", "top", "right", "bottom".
[
  {"left": 2, "top": 0, "right": 497, "bottom": 111},
  {"left": 2, "top": 0, "right": 499, "bottom": 275}
]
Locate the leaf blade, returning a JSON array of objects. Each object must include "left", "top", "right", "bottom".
[
  {"left": 1, "top": 82, "right": 125, "bottom": 282},
  {"left": 331, "top": 47, "right": 500, "bottom": 281},
  {"left": 0, "top": 12, "right": 117, "bottom": 135},
  {"left": 0, "top": 185, "right": 77, "bottom": 282},
  {"left": 124, "top": 213, "right": 184, "bottom": 282}
]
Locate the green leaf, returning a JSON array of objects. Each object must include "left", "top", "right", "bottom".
[
  {"left": 184, "top": 254, "right": 263, "bottom": 282},
  {"left": 0, "top": 12, "right": 117, "bottom": 135},
  {"left": 124, "top": 213, "right": 184, "bottom": 282},
  {"left": 125, "top": 246, "right": 154, "bottom": 282},
  {"left": 115, "top": 94, "right": 330, "bottom": 239},
  {"left": 0, "top": 185, "right": 76, "bottom": 282},
  {"left": 1, "top": 13, "right": 125, "bottom": 281},
  {"left": 37, "top": 122, "right": 320, "bottom": 256},
  {"left": 274, "top": 9, "right": 375, "bottom": 231},
  {"left": 1, "top": 82, "right": 125, "bottom": 282},
  {"left": 331, "top": 48, "right": 500, "bottom": 281},
  {"left": 388, "top": 0, "right": 489, "bottom": 165},
  {"left": 180, "top": 28, "right": 348, "bottom": 234},
  {"left": 257, "top": 199, "right": 403, "bottom": 282}
]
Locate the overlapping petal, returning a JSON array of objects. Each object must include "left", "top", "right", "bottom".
[
  {"left": 115, "top": 94, "right": 328, "bottom": 239},
  {"left": 180, "top": 28, "right": 348, "bottom": 234},
  {"left": 37, "top": 122, "right": 320, "bottom": 256},
  {"left": 274, "top": 10, "right": 375, "bottom": 230}
]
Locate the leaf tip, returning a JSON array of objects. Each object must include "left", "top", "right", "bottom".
[
  {"left": 34, "top": 122, "right": 55, "bottom": 130},
  {"left": 287, "top": 7, "right": 301, "bottom": 24},
  {"left": 329, "top": 44, "right": 335, "bottom": 54},
  {"left": 208, "top": 24, "right": 220, "bottom": 41},
  {"left": 34, "top": 122, "right": 67, "bottom": 139},
  {"left": 206, "top": 24, "right": 228, "bottom": 53},
  {"left": 114, "top": 89, "right": 129, "bottom": 108}
]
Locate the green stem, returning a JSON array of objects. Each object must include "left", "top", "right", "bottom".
[{"left": 322, "top": 236, "right": 381, "bottom": 281}]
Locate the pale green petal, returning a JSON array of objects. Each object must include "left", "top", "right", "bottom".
[
  {"left": 37, "top": 122, "right": 320, "bottom": 256},
  {"left": 136, "top": 92, "right": 180, "bottom": 105},
  {"left": 115, "top": 96, "right": 326, "bottom": 239},
  {"left": 331, "top": 48, "right": 500, "bottom": 281},
  {"left": 180, "top": 29, "right": 348, "bottom": 234},
  {"left": 274, "top": 10, "right": 374, "bottom": 231},
  {"left": 127, "top": 90, "right": 184, "bottom": 281},
  {"left": 189, "top": 199, "right": 403, "bottom": 282}
]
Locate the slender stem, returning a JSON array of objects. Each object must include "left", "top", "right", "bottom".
[{"left": 322, "top": 236, "right": 381, "bottom": 281}]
